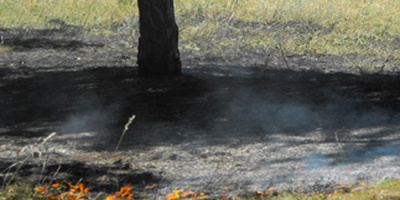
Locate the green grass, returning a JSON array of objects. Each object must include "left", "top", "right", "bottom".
[
  {"left": 0, "top": 45, "right": 11, "bottom": 53},
  {"left": 0, "top": 183, "right": 35, "bottom": 200},
  {"left": 1, "top": 0, "right": 400, "bottom": 68},
  {"left": 0, "top": 0, "right": 136, "bottom": 31}
]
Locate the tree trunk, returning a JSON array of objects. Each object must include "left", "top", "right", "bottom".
[{"left": 137, "top": 0, "right": 181, "bottom": 76}]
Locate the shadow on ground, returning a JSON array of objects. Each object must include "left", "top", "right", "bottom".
[
  {"left": 1, "top": 61, "right": 400, "bottom": 196},
  {"left": 1, "top": 27, "right": 400, "bottom": 195},
  {"left": 1, "top": 64, "right": 400, "bottom": 150}
]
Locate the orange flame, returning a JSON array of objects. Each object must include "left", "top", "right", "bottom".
[
  {"left": 34, "top": 185, "right": 53, "bottom": 198},
  {"left": 256, "top": 186, "right": 277, "bottom": 197},
  {"left": 232, "top": 194, "right": 240, "bottom": 200},
  {"left": 144, "top": 183, "right": 158, "bottom": 190},
  {"left": 165, "top": 189, "right": 207, "bottom": 200},
  {"left": 181, "top": 189, "right": 195, "bottom": 198},
  {"left": 266, "top": 186, "right": 277, "bottom": 194},
  {"left": 52, "top": 182, "right": 61, "bottom": 188},
  {"left": 105, "top": 185, "right": 134, "bottom": 200},
  {"left": 166, "top": 189, "right": 182, "bottom": 200},
  {"left": 35, "top": 182, "right": 90, "bottom": 200},
  {"left": 345, "top": 184, "right": 354, "bottom": 188},
  {"left": 190, "top": 192, "right": 207, "bottom": 200}
]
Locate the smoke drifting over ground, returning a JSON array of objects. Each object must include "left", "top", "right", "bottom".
[
  {"left": 1, "top": 62, "right": 400, "bottom": 195},
  {"left": 169, "top": 65, "right": 400, "bottom": 140},
  {"left": 224, "top": 87, "right": 396, "bottom": 136},
  {"left": 59, "top": 93, "right": 119, "bottom": 137},
  {"left": 92, "top": 64, "right": 400, "bottom": 194}
]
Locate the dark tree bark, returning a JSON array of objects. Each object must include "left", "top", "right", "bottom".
[{"left": 137, "top": 0, "right": 181, "bottom": 76}]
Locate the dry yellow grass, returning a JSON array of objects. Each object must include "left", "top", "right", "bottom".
[
  {"left": 1, "top": 0, "right": 399, "bottom": 61},
  {"left": 0, "top": 0, "right": 137, "bottom": 30},
  {"left": 2, "top": 0, "right": 399, "bottom": 30},
  {"left": 2, "top": 0, "right": 399, "bottom": 38}
]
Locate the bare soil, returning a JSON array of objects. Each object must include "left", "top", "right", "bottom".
[{"left": 1, "top": 26, "right": 400, "bottom": 197}]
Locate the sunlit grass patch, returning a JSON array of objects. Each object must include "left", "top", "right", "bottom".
[
  {"left": 1, "top": 0, "right": 399, "bottom": 68},
  {"left": 0, "top": 183, "right": 34, "bottom": 200},
  {"left": 0, "top": 45, "right": 11, "bottom": 53},
  {"left": 179, "top": 0, "right": 400, "bottom": 69},
  {"left": 0, "top": 0, "right": 138, "bottom": 31},
  {"left": 245, "top": 179, "right": 400, "bottom": 200}
]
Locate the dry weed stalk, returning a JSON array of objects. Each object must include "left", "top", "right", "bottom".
[
  {"left": 115, "top": 115, "right": 136, "bottom": 151},
  {"left": 1, "top": 132, "right": 57, "bottom": 188},
  {"left": 334, "top": 132, "right": 344, "bottom": 152},
  {"left": 277, "top": 41, "right": 291, "bottom": 70}
]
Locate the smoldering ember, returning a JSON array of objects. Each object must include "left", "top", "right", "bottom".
[{"left": 1, "top": 27, "right": 400, "bottom": 198}]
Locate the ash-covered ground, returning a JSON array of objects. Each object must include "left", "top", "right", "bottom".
[{"left": 1, "top": 26, "right": 400, "bottom": 197}]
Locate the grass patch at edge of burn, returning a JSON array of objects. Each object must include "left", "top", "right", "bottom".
[
  {"left": 0, "top": 44, "right": 11, "bottom": 53},
  {"left": 0, "top": 182, "right": 36, "bottom": 200},
  {"left": 0, "top": 0, "right": 400, "bottom": 70}
]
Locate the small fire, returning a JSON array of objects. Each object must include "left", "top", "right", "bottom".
[
  {"left": 254, "top": 186, "right": 278, "bottom": 198},
  {"left": 181, "top": 189, "right": 195, "bottom": 198},
  {"left": 34, "top": 185, "right": 54, "bottom": 199},
  {"left": 232, "top": 194, "right": 240, "bottom": 200},
  {"left": 166, "top": 189, "right": 207, "bottom": 200},
  {"left": 166, "top": 189, "right": 182, "bottom": 200},
  {"left": 344, "top": 184, "right": 353, "bottom": 188},
  {"left": 105, "top": 185, "right": 134, "bottom": 200},
  {"left": 34, "top": 181, "right": 91, "bottom": 200},
  {"left": 35, "top": 179, "right": 372, "bottom": 199},
  {"left": 51, "top": 182, "right": 62, "bottom": 188},
  {"left": 253, "top": 193, "right": 261, "bottom": 199}
]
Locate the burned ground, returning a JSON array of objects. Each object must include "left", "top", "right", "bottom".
[{"left": 1, "top": 27, "right": 400, "bottom": 197}]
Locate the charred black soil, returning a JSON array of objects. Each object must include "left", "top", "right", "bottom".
[{"left": 1, "top": 27, "right": 400, "bottom": 197}]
